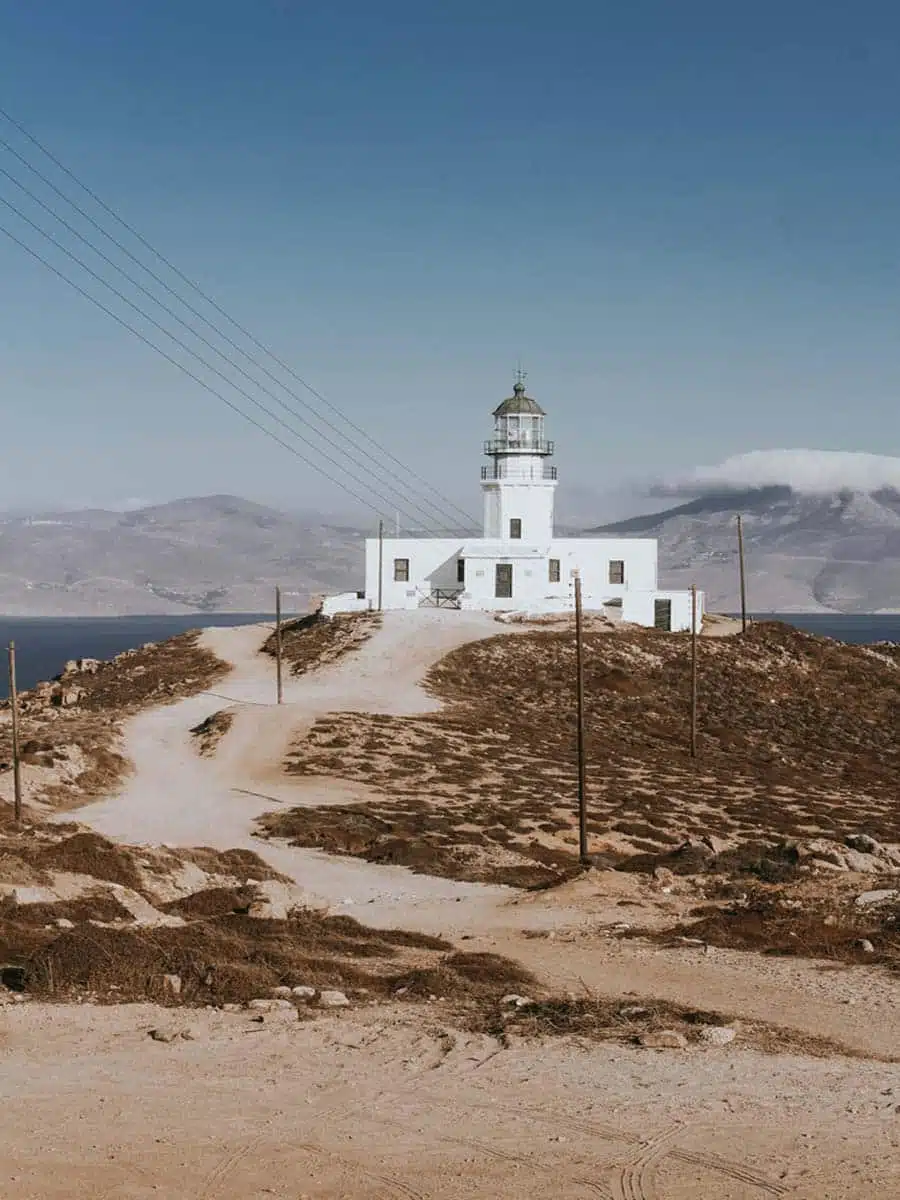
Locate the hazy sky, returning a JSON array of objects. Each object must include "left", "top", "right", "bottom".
[{"left": 2, "top": 1, "right": 900, "bottom": 526}]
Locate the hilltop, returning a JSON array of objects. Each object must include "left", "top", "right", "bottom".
[
  {"left": 3, "top": 610, "right": 900, "bottom": 1196},
  {"left": 0, "top": 494, "right": 363, "bottom": 615}
]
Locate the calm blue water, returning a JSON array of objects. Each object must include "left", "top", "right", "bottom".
[
  {"left": 0, "top": 613, "right": 274, "bottom": 699},
  {"left": 0, "top": 611, "right": 897, "bottom": 700},
  {"left": 746, "top": 614, "right": 900, "bottom": 645}
]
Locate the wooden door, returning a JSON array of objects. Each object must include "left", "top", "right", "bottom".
[
  {"left": 654, "top": 599, "right": 672, "bottom": 630},
  {"left": 495, "top": 563, "right": 513, "bottom": 599}
]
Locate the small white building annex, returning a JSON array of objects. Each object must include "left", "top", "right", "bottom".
[{"left": 324, "top": 376, "right": 702, "bottom": 631}]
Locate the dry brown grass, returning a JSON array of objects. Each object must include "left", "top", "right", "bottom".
[
  {"left": 0, "top": 903, "right": 540, "bottom": 1010},
  {"left": 481, "top": 994, "right": 873, "bottom": 1060},
  {"left": 638, "top": 883, "right": 900, "bottom": 970},
  {"left": 263, "top": 622, "right": 900, "bottom": 887},
  {"left": 190, "top": 709, "right": 235, "bottom": 757},
  {"left": 262, "top": 611, "right": 381, "bottom": 676}
]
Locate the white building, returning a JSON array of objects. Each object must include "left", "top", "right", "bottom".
[{"left": 324, "top": 377, "right": 703, "bottom": 631}]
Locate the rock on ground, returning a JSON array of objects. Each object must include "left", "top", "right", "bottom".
[{"left": 639, "top": 1030, "right": 688, "bottom": 1050}]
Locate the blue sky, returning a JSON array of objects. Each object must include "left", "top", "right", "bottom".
[{"left": 2, "top": 0, "right": 900, "bottom": 523}]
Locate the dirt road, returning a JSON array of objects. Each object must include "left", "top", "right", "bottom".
[{"left": 3, "top": 1000, "right": 899, "bottom": 1199}]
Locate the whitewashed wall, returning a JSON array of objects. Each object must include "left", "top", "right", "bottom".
[
  {"left": 623, "top": 589, "right": 704, "bottom": 632},
  {"left": 364, "top": 538, "right": 464, "bottom": 610},
  {"left": 482, "top": 479, "right": 556, "bottom": 542}
]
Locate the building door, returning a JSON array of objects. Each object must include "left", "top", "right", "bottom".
[
  {"left": 654, "top": 599, "right": 672, "bottom": 630},
  {"left": 495, "top": 563, "right": 513, "bottom": 599}
]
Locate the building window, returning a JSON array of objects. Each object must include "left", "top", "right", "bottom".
[
  {"left": 549, "top": 558, "right": 561, "bottom": 583},
  {"left": 457, "top": 558, "right": 465, "bottom": 584},
  {"left": 509, "top": 518, "right": 522, "bottom": 539},
  {"left": 609, "top": 559, "right": 625, "bottom": 585},
  {"left": 393, "top": 558, "right": 409, "bottom": 583},
  {"left": 495, "top": 563, "right": 513, "bottom": 598}
]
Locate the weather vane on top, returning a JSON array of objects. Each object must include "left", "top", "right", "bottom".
[{"left": 514, "top": 362, "right": 527, "bottom": 389}]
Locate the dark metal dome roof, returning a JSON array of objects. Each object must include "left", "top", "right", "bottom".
[{"left": 492, "top": 381, "right": 545, "bottom": 417}]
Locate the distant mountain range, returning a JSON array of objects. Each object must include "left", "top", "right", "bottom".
[
  {"left": 594, "top": 485, "right": 900, "bottom": 613},
  {"left": 3, "top": 482, "right": 899, "bottom": 616},
  {"left": 0, "top": 495, "right": 364, "bottom": 616}
]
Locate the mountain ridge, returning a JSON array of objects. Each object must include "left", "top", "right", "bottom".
[{"left": 594, "top": 485, "right": 900, "bottom": 613}]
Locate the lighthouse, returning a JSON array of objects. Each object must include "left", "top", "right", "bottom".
[
  {"left": 325, "top": 373, "right": 703, "bottom": 632},
  {"left": 481, "top": 372, "right": 558, "bottom": 544}
]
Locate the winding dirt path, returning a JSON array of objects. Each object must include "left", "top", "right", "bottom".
[{"left": 71, "top": 612, "right": 516, "bottom": 925}]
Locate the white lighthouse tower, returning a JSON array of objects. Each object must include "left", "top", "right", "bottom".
[
  {"left": 481, "top": 371, "right": 558, "bottom": 544},
  {"left": 331, "top": 371, "right": 704, "bottom": 631}
]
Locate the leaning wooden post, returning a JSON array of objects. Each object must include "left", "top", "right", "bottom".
[
  {"left": 737, "top": 514, "right": 748, "bottom": 633},
  {"left": 690, "top": 584, "right": 698, "bottom": 759},
  {"left": 275, "top": 586, "right": 284, "bottom": 705},
  {"left": 8, "top": 642, "right": 22, "bottom": 823},
  {"left": 573, "top": 570, "right": 588, "bottom": 866}
]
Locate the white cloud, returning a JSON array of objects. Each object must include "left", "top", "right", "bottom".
[{"left": 659, "top": 449, "right": 900, "bottom": 496}]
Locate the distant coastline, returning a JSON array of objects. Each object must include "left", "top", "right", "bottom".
[{"left": 1, "top": 610, "right": 897, "bottom": 700}]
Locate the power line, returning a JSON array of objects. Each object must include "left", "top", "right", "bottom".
[
  {"left": 0, "top": 106, "right": 478, "bottom": 531},
  {"left": 0, "top": 134, "right": 474, "bottom": 533},
  {"left": 0, "top": 220, "right": 386, "bottom": 517},
  {"left": 0, "top": 162, "right": 461, "bottom": 535},
  {"left": 0, "top": 194, "right": 450, "bottom": 533}
]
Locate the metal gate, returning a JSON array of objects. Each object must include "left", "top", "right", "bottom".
[{"left": 419, "top": 588, "right": 463, "bottom": 609}]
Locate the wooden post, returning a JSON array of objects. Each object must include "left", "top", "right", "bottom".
[
  {"left": 574, "top": 571, "right": 588, "bottom": 866},
  {"left": 8, "top": 642, "right": 22, "bottom": 823},
  {"left": 737, "top": 514, "right": 748, "bottom": 633},
  {"left": 377, "top": 519, "right": 384, "bottom": 612},
  {"left": 275, "top": 586, "right": 283, "bottom": 705},
  {"left": 690, "top": 583, "right": 698, "bottom": 759}
]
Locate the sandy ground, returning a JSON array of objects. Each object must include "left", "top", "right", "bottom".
[
  {"left": 6, "top": 609, "right": 894, "bottom": 1197},
  {"left": 3, "top": 1001, "right": 900, "bottom": 1199}
]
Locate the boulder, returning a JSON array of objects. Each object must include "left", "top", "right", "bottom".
[
  {"left": 855, "top": 889, "right": 898, "bottom": 908},
  {"left": 318, "top": 990, "right": 350, "bottom": 1009},
  {"left": 701, "top": 834, "right": 733, "bottom": 857},
  {"left": 639, "top": 1030, "right": 688, "bottom": 1050},
  {"left": 291, "top": 986, "right": 317, "bottom": 1001},
  {"left": 698, "top": 1025, "right": 736, "bottom": 1046},
  {"left": 149, "top": 1026, "right": 183, "bottom": 1043},
  {"left": 846, "top": 834, "right": 881, "bottom": 855},
  {"left": 247, "top": 879, "right": 305, "bottom": 921},
  {"left": 163, "top": 973, "right": 182, "bottom": 997},
  {"left": 501, "top": 994, "right": 534, "bottom": 1009},
  {"left": 856, "top": 939, "right": 876, "bottom": 954},
  {"left": 270, "top": 986, "right": 293, "bottom": 999},
  {"left": 247, "top": 998, "right": 295, "bottom": 1012}
]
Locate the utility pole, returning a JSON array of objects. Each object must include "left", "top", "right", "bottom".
[
  {"left": 8, "top": 642, "right": 22, "bottom": 823},
  {"left": 275, "top": 586, "right": 283, "bottom": 705},
  {"left": 690, "top": 583, "right": 698, "bottom": 759},
  {"left": 377, "top": 519, "right": 384, "bottom": 612},
  {"left": 736, "top": 514, "right": 748, "bottom": 633},
  {"left": 574, "top": 571, "right": 588, "bottom": 866}
]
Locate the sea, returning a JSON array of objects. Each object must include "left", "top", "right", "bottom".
[{"left": 0, "top": 611, "right": 898, "bottom": 701}]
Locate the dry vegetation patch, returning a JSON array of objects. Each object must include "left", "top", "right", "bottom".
[
  {"left": 0, "top": 632, "right": 230, "bottom": 815},
  {"left": 261, "top": 622, "right": 900, "bottom": 888},
  {"left": 637, "top": 881, "right": 900, "bottom": 970},
  {"left": 190, "top": 709, "right": 236, "bottom": 756},
  {"left": 0, "top": 900, "right": 541, "bottom": 1011},
  {"left": 262, "top": 611, "right": 381, "bottom": 676},
  {"left": 484, "top": 994, "right": 869, "bottom": 1059}
]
